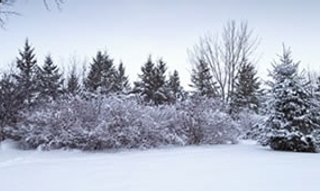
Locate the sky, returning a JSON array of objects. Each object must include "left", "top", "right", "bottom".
[{"left": 1, "top": 0, "right": 320, "bottom": 88}]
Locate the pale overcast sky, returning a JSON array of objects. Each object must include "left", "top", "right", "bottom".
[{"left": 1, "top": 0, "right": 320, "bottom": 87}]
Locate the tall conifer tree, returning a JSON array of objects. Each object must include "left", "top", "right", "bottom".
[
  {"left": 85, "top": 51, "right": 116, "bottom": 94},
  {"left": 190, "top": 59, "right": 217, "bottom": 98},
  {"left": 264, "top": 47, "right": 319, "bottom": 152},
  {"left": 230, "top": 60, "right": 261, "bottom": 114},
  {"left": 37, "top": 55, "right": 64, "bottom": 101},
  {"left": 14, "top": 39, "right": 38, "bottom": 107},
  {"left": 167, "top": 70, "right": 184, "bottom": 103},
  {"left": 114, "top": 61, "right": 130, "bottom": 94}
]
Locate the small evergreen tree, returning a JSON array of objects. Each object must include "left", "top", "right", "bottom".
[
  {"left": 153, "top": 59, "right": 170, "bottom": 105},
  {"left": 190, "top": 59, "right": 217, "bottom": 98},
  {"left": 230, "top": 60, "right": 261, "bottom": 115},
  {"left": 37, "top": 55, "right": 64, "bottom": 101},
  {"left": 114, "top": 61, "right": 130, "bottom": 94},
  {"left": 66, "top": 63, "right": 81, "bottom": 96},
  {"left": 14, "top": 39, "right": 39, "bottom": 107},
  {"left": 167, "top": 70, "right": 184, "bottom": 103},
  {"left": 0, "top": 73, "right": 25, "bottom": 128},
  {"left": 264, "top": 46, "right": 319, "bottom": 152},
  {"left": 85, "top": 51, "right": 116, "bottom": 93},
  {"left": 133, "top": 56, "right": 155, "bottom": 104}
]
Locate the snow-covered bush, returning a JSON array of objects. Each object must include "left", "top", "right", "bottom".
[
  {"left": 237, "top": 110, "right": 266, "bottom": 140},
  {"left": 3, "top": 95, "right": 240, "bottom": 151},
  {"left": 176, "top": 97, "right": 240, "bottom": 145}
]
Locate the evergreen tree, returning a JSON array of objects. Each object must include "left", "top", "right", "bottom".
[
  {"left": 0, "top": 73, "right": 25, "bottom": 127},
  {"left": 84, "top": 51, "right": 116, "bottom": 93},
  {"left": 153, "top": 59, "right": 170, "bottom": 105},
  {"left": 114, "top": 61, "right": 130, "bottom": 94},
  {"left": 133, "top": 56, "right": 155, "bottom": 103},
  {"left": 14, "top": 39, "right": 38, "bottom": 107},
  {"left": 314, "top": 76, "right": 320, "bottom": 96},
  {"left": 190, "top": 59, "right": 217, "bottom": 98},
  {"left": 230, "top": 60, "right": 261, "bottom": 115},
  {"left": 167, "top": 70, "right": 184, "bottom": 103},
  {"left": 37, "top": 55, "right": 64, "bottom": 101},
  {"left": 67, "top": 63, "right": 81, "bottom": 96},
  {"left": 264, "top": 47, "right": 319, "bottom": 152},
  {"left": 133, "top": 56, "right": 170, "bottom": 105}
]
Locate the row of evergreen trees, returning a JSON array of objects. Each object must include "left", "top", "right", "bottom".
[
  {"left": 1, "top": 40, "right": 261, "bottom": 115},
  {"left": 0, "top": 40, "right": 187, "bottom": 126}
]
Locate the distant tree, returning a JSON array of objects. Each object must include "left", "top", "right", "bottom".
[
  {"left": 84, "top": 51, "right": 117, "bottom": 94},
  {"left": 0, "top": 72, "right": 25, "bottom": 128},
  {"left": 13, "top": 39, "right": 39, "bottom": 107},
  {"left": 189, "top": 21, "right": 258, "bottom": 103},
  {"left": 114, "top": 61, "right": 131, "bottom": 94},
  {"left": 37, "top": 55, "right": 64, "bottom": 101},
  {"left": 263, "top": 46, "right": 319, "bottom": 152},
  {"left": 153, "top": 59, "right": 170, "bottom": 105},
  {"left": 167, "top": 70, "right": 185, "bottom": 103},
  {"left": 229, "top": 59, "right": 261, "bottom": 115},
  {"left": 133, "top": 56, "right": 170, "bottom": 105},
  {"left": 66, "top": 63, "right": 81, "bottom": 96},
  {"left": 133, "top": 56, "right": 155, "bottom": 103},
  {"left": 190, "top": 59, "right": 217, "bottom": 98}
]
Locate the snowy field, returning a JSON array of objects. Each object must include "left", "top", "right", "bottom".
[{"left": 0, "top": 140, "right": 319, "bottom": 191}]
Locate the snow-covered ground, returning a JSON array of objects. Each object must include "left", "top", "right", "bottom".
[{"left": 0, "top": 140, "right": 319, "bottom": 191}]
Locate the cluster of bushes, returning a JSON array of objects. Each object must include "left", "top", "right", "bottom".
[{"left": 2, "top": 95, "right": 240, "bottom": 151}]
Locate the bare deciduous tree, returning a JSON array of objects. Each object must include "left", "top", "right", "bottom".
[
  {"left": 0, "top": 0, "right": 64, "bottom": 27},
  {"left": 189, "top": 20, "right": 259, "bottom": 103},
  {"left": 43, "top": 0, "right": 64, "bottom": 10},
  {"left": 0, "top": 0, "right": 17, "bottom": 27}
]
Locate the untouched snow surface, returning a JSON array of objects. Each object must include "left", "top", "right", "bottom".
[{"left": 0, "top": 140, "right": 319, "bottom": 191}]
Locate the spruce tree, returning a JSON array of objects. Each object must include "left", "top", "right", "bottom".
[
  {"left": 67, "top": 64, "right": 81, "bottom": 96},
  {"left": 37, "top": 55, "right": 64, "bottom": 101},
  {"left": 264, "top": 47, "right": 319, "bottom": 152},
  {"left": 153, "top": 59, "right": 170, "bottom": 105},
  {"left": 114, "top": 61, "right": 130, "bottom": 94},
  {"left": 0, "top": 73, "right": 25, "bottom": 127},
  {"left": 85, "top": 51, "right": 116, "bottom": 94},
  {"left": 133, "top": 56, "right": 170, "bottom": 105},
  {"left": 14, "top": 39, "right": 39, "bottom": 107},
  {"left": 230, "top": 60, "right": 261, "bottom": 115},
  {"left": 133, "top": 56, "right": 155, "bottom": 104},
  {"left": 167, "top": 70, "right": 184, "bottom": 103},
  {"left": 190, "top": 59, "right": 217, "bottom": 98}
]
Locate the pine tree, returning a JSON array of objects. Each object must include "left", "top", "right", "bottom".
[
  {"left": 230, "top": 60, "right": 261, "bottom": 115},
  {"left": 114, "top": 61, "right": 130, "bottom": 94},
  {"left": 133, "top": 56, "right": 170, "bottom": 105},
  {"left": 14, "top": 39, "right": 39, "bottom": 107},
  {"left": 37, "top": 55, "right": 64, "bottom": 101},
  {"left": 264, "top": 46, "right": 319, "bottom": 152},
  {"left": 190, "top": 59, "right": 217, "bottom": 98},
  {"left": 167, "top": 70, "right": 184, "bottom": 103},
  {"left": 0, "top": 73, "right": 25, "bottom": 127},
  {"left": 67, "top": 64, "right": 81, "bottom": 96},
  {"left": 153, "top": 59, "right": 170, "bottom": 105},
  {"left": 133, "top": 56, "right": 155, "bottom": 104},
  {"left": 85, "top": 51, "right": 116, "bottom": 94}
]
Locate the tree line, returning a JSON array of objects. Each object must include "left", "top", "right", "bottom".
[{"left": 1, "top": 21, "right": 320, "bottom": 152}]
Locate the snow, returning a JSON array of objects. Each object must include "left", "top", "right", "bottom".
[{"left": 0, "top": 140, "right": 319, "bottom": 191}]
